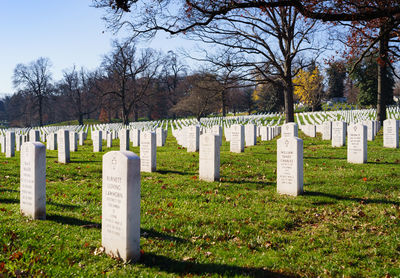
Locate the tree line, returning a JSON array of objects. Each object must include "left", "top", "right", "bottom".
[
  {"left": 0, "top": 38, "right": 396, "bottom": 127},
  {"left": 0, "top": 41, "right": 257, "bottom": 127}
]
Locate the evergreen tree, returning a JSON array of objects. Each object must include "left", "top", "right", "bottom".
[
  {"left": 326, "top": 61, "right": 346, "bottom": 99},
  {"left": 253, "top": 82, "right": 285, "bottom": 112},
  {"left": 350, "top": 56, "right": 394, "bottom": 107}
]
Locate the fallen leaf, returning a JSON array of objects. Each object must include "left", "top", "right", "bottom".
[{"left": 94, "top": 247, "right": 105, "bottom": 256}]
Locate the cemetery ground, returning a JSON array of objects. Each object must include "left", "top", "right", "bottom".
[{"left": 1, "top": 129, "right": 400, "bottom": 277}]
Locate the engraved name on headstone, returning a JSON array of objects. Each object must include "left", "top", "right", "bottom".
[
  {"left": 277, "top": 136, "right": 303, "bottom": 196},
  {"left": 199, "top": 133, "right": 220, "bottom": 181},
  {"left": 102, "top": 151, "right": 141, "bottom": 262},
  {"left": 20, "top": 142, "right": 46, "bottom": 219}
]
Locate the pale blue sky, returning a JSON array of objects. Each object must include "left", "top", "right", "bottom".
[{"left": 0, "top": 0, "right": 196, "bottom": 97}]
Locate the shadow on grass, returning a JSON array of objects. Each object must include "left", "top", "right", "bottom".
[
  {"left": 157, "top": 169, "right": 190, "bottom": 176},
  {"left": 46, "top": 214, "right": 188, "bottom": 243},
  {"left": 305, "top": 191, "right": 400, "bottom": 206},
  {"left": 0, "top": 188, "right": 19, "bottom": 193},
  {"left": 303, "top": 156, "right": 346, "bottom": 160},
  {"left": 69, "top": 160, "right": 100, "bottom": 164},
  {"left": 222, "top": 179, "right": 275, "bottom": 187},
  {"left": 243, "top": 151, "right": 276, "bottom": 155},
  {"left": 47, "top": 201, "right": 80, "bottom": 209},
  {"left": 140, "top": 252, "right": 296, "bottom": 278},
  {"left": 142, "top": 228, "right": 188, "bottom": 243},
  {"left": 0, "top": 198, "right": 18, "bottom": 204},
  {"left": 366, "top": 161, "right": 400, "bottom": 165},
  {"left": 0, "top": 198, "right": 80, "bottom": 209},
  {"left": 47, "top": 214, "right": 100, "bottom": 228}
]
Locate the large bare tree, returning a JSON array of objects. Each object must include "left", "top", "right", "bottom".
[
  {"left": 101, "top": 39, "right": 162, "bottom": 124},
  {"left": 186, "top": 7, "right": 321, "bottom": 121},
  {"left": 13, "top": 57, "right": 53, "bottom": 126},
  {"left": 158, "top": 51, "right": 187, "bottom": 117},
  {"left": 59, "top": 66, "right": 102, "bottom": 125}
]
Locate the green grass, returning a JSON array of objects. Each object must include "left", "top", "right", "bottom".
[{"left": 1, "top": 129, "right": 400, "bottom": 277}]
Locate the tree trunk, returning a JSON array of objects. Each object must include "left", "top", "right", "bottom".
[
  {"left": 78, "top": 113, "right": 84, "bottom": 125},
  {"left": 221, "top": 90, "right": 227, "bottom": 117},
  {"left": 107, "top": 109, "right": 112, "bottom": 123},
  {"left": 38, "top": 96, "right": 43, "bottom": 126},
  {"left": 123, "top": 107, "right": 129, "bottom": 125},
  {"left": 133, "top": 104, "right": 139, "bottom": 122},
  {"left": 377, "top": 25, "right": 390, "bottom": 125},
  {"left": 283, "top": 77, "right": 295, "bottom": 123}
]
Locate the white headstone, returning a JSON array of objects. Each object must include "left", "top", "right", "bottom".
[
  {"left": 0, "top": 135, "right": 5, "bottom": 153},
  {"left": 347, "top": 124, "right": 367, "bottom": 164},
  {"left": 245, "top": 124, "right": 257, "bottom": 146},
  {"left": 199, "top": 133, "right": 220, "bottom": 182},
  {"left": 119, "top": 129, "right": 130, "bottom": 151},
  {"left": 69, "top": 131, "right": 78, "bottom": 152},
  {"left": 6, "top": 131, "right": 15, "bottom": 158},
  {"left": 29, "top": 130, "right": 40, "bottom": 142},
  {"left": 211, "top": 125, "right": 222, "bottom": 146},
  {"left": 383, "top": 119, "right": 399, "bottom": 148},
  {"left": 57, "top": 129, "right": 70, "bottom": 163},
  {"left": 107, "top": 132, "right": 113, "bottom": 148},
  {"left": 224, "top": 127, "right": 231, "bottom": 142},
  {"left": 130, "top": 129, "right": 140, "bottom": 147},
  {"left": 48, "top": 133, "right": 57, "bottom": 151},
  {"left": 162, "top": 129, "right": 167, "bottom": 145},
  {"left": 322, "top": 121, "right": 332, "bottom": 140},
  {"left": 140, "top": 131, "right": 156, "bottom": 172},
  {"left": 79, "top": 132, "right": 85, "bottom": 146},
  {"left": 277, "top": 136, "right": 303, "bottom": 196},
  {"left": 93, "top": 130, "right": 102, "bottom": 152},
  {"left": 16, "top": 134, "right": 22, "bottom": 152},
  {"left": 282, "top": 123, "right": 298, "bottom": 138},
  {"left": 230, "top": 124, "right": 244, "bottom": 153},
  {"left": 20, "top": 142, "right": 46, "bottom": 219},
  {"left": 363, "top": 120, "right": 375, "bottom": 141},
  {"left": 156, "top": 127, "right": 165, "bottom": 147},
  {"left": 187, "top": 126, "right": 200, "bottom": 152},
  {"left": 304, "top": 125, "right": 316, "bottom": 137},
  {"left": 102, "top": 151, "right": 141, "bottom": 262},
  {"left": 332, "top": 121, "right": 347, "bottom": 147},
  {"left": 260, "top": 126, "right": 268, "bottom": 141}
]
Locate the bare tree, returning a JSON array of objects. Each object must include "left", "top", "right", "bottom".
[
  {"left": 101, "top": 39, "right": 162, "bottom": 124},
  {"left": 59, "top": 66, "right": 102, "bottom": 125},
  {"left": 187, "top": 7, "right": 321, "bottom": 122},
  {"left": 171, "top": 72, "right": 221, "bottom": 120},
  {"left": 13, "top": 57, "right": 53, "bottom": 126},
  {"left": 184, "top": 48, "right": 250, "bottom": 116},
  {"left": 159, "top": 51, "right": 187, "bottom": 117}
]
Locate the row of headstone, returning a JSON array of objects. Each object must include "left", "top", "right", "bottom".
[
  {"left": 15, "top": 114, "right": 400, "bottom": 261},
  {"left": 19, "top": 143, "right": 141, "bottom": 262}
]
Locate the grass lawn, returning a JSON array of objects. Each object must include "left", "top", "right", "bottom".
[{"left": 1, "top": 128, "right": 399, "bottom": 277}]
